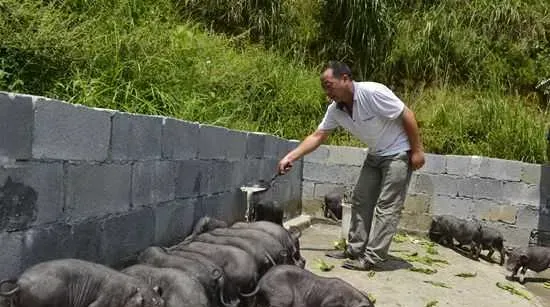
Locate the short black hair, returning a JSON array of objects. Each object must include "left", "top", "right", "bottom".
[{"left": 323, "top": 61, "right": 353, "bottom": 80}]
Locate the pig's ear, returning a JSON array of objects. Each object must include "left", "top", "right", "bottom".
[
  {"left": 288, "top": 226, "right": 302, "bottom": 240},
  {"left": 519, "top": 254, "right": 529, "bottom": 264}
]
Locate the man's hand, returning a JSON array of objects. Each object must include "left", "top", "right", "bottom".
[
  {"left": 278, "top": 156, "right": 294, "bottom": 174},
  {"left": 409, "top": 149, "right": 425, "bottom": 171}
]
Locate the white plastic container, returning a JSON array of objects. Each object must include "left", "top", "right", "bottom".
[{"left": 341, "top": 202, "right": 352, "bottom": 239}]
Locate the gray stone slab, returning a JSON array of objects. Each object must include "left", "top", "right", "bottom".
[
  {"left": 416, "top": 174, "right": 473, "bottom": 198},
  {"left": 246, "top": 132, "right": 266, "bottom": 159},
  {"left": 521, "top": 163, "right": 541, "bottom": 184},
  {"left": 431, "top": 195, "right": 475, "bottom": 219},
  {"left": 197, "top": 124, "right": 228, "bottom": 160},
  {"left": 175, "top": 160, "right": 204, "bottom": 198},
  {"left": 326, "top": 145, "right": 367, "bottom": 166},
  {"left": 33, "top": 99, "right": 111, "bottom": 161},
  {"left": 277, "top": 138, "right": 291, "bottom": 160},
  {"left": 419, "top": 153, "right": 446, "bottom": 174},
  {"left": 226, "top": 130, "right": 248, "bottom": 161},
  {"left": 0, "top": 162, "right": 64, "bottom": 231},
  {"left": 502, "top": 181, "right": 541, "bottom": 206},
  {"left": 479, "top": 157, "right": 523, "bottom": 182},
  {"left": 132, "top": 161, "right": 177, "bottom": 207},
  {"left": 472, "top": 178, "right": 504, "bottom": 201},
  {"left": 263, "top": 134, "right": 280, "bottom": 159},
  {"left": 313, "top": 182, "right": 346, "bottom": 200},
  {"left": 0, "top": 93, "right": 33, "bottom": 159},
  {"left": 21, "top": 223, "right": 72, "bottom": 270},
  {"left": 304, "top": 145, "right": 329, "bottom": 163},
  {"left": 153, "top": 198, "right": 196, "bottom": 246},
  {"left": 68, "top": 217, "right": 103, "bottom": 263},
  {"left": 100, "top": 207, "right": 155, "bottom": 266},
  {"left": 446, "top": 155, "right": 472, "bottom": 176},
  {"left": 161, "top": 118, "right": 199, "bottom": 160},
  {"left": 0, "top": 231, "right": 23, "bottom": 278},
  {"left": 201, "top": 160, "right": 233, "bottom": 195},
  {"left": 65, "top": 162, "right": 132, "bottom": 219},
  {"left": 302, "top": 181, "right": 315, "bottom": 200},
  {"left": 110, "top": 112, "right": 163, "bottom": 160},
  {"left": 472, "top": 199, "right": 518, "bottom": 224},
  {"left": 516, "top": 205, "right": 539, "bottom": 230},
  {"left": 302, "top": 162, "right": 361, "bottom": 185},
  {"left": 242, "top": 158, "right": 263, "bottom": 185}
]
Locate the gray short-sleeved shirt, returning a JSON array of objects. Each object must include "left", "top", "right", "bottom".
[{"left": 318, "top": 81, "right": 411, "bottom": 156}]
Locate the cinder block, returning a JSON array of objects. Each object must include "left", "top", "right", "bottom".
[
  {"left": 132, "top": 161, "right": 177, "bottom": 207},
  {"left": 515, "top": 205, "right": 538, "bottom": 229},
  {"left": 446, "top": 155, "right": 472, "bottom": 176},
  {"left": 68, "top": 218, "right": 103, "bottom": 263},
  {"left": 175, "top": 160, "right": 204, "bottom": 198},
  {"left": 0, "top": 231, "right": 23, "bottom": 279},
  {"left": 161, "top": 118, "right": 198, "bottom": 160},
  {"left": 313, "top": 183, "right": 345, "bottom": 200},
  {"left": 0, "top": 93, "right": 33, "bottom": 159},
  {"left": 403, "top": 193, "right": 432, "bottom": 214},
  {"left": 110, "top": 112, "right": 162, "bottom": 160},
  {"left": 227, "top": 160, "right": 246, "bottom": 189},
  {"left": 398, "top": 213, "right": 432, "bottom": 233},
  {"left": 502, "top": 181, "right": 540, "bottom": 206},
  {"left": 302, "top": 181, "right": 315, "bottom": 200},
  {"left": 480, "top": 222, "right": 529, "bottom": 248},
  {"left": 326, "top": 145, "right": 367, "bottom": 166},
  {"left": 195, "top": 192, "right": 234, "bottom": 223},
  {"left": 419, "top": 153, "right": 446, "bottom": 174},
  {"left": 246, "top": 132, "right": 265, "bottom": 159},
  {"left": 33, "top": 99, "right": 111, "bottom": 161},
  {"left": 479, "top": 157, "right": 523, "bottom": 182},
  {"left": 416, "top": 174, "right": 472, "bottom": 198},
  {"left": 472, "top": 178, "right": 504, "bottom": 201},
  {"left": 260, "top": 158, "right": 279, "bottom": 181},
  {"left": 302, "top": 162, "right": 361, "bottom": 185},
  {"left": 277, "top": 138, "right": 291, "bottom": 160},
  {"left": 521, "top": 163, "right": 541, "bottom": 184},
  {"left": 407, "top": 173, "right": 419, "bottom": 194},
  {"left": 263, "top": 134, "right": 280, "bottom": 159},
  {"left": 242, "top": 158, "right": 263, "bottom": 186},
  {"left": 201, "top": 160, "right": 233, "bottom": 195},
  {"left": 472, "top": 200, "right": 518, "bottom": 224},
  {"left": 304, "top": 145, "right": 329, "bottom": 163},
  {"left": 100, "top": 207, "right": 155, "bottom": 266},
  {"left": 65, "top": 162, "right": 132, "bottom": 218},
  {"left": 0, "top": 162, "right": 64, "bottom": 231},
  {"left": 225, "top": 130, "right": 247, "bottom": 161},
  {"left": 431, "top": 195, "right": 474, "bottom": 218},
  {"left": 153, "top": 198, "right": 196, "bottom": 246},
  {"left": 21, "top": 223, "right": 72, "bottom": 270},
  {"left": 198, "top": 124, "right": 228, "bottom": 160}
]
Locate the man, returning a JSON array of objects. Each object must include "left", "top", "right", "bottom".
[{"left": 277, "top": 61, "right": 425, "bottom": 271}]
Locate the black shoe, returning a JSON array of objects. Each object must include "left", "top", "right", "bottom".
[
  {"left": 325, "top": 249, "right": 356, "bottom": 260},
  {"left": 341, "top": 258, "right": 375, "bottom": 271}
]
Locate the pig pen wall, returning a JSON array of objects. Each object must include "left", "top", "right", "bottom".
[
  {"left": 0, "top": 92, "right": 303, "bottom": 279},
  {"left": 302, "top": 144, "right": 550, "bottom": 247}
]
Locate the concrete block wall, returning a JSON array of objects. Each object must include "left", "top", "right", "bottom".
[
  {"left": 302, "top": 145, "right": 550, "bottom": 247},
  {"left": 0, "top": 92, "right": 303, "bottom": 279}
]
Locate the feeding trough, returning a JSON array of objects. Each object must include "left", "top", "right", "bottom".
[{"left": 240, "top": 172, "right": 282, "bottom": 222}]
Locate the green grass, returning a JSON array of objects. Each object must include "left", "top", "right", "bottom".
[{"left": 0, "top": 0, "right": 548, "bottom": 163}]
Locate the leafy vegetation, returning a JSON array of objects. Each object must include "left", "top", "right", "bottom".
[{"left": 0, "top": 0, "right": 548, "bottom": 163}]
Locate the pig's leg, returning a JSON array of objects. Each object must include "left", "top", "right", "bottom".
[
  {"left": 508, "top": 264, "right": 521, "bottom": 280},
  {"left": 498, "top": 248, "right": 505, "bottom": 266},
  {"left": 518, "top": 267, "right": 528, "bottom": 284},
  {"left": 486, "top": 248, "right": 494, "bottom": 260}
]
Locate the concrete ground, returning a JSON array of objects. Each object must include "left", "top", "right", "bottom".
[{"left": 296, "top": 221, "right": 550, "bottom": 307}]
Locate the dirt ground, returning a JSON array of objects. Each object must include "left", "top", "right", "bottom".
[{"left": 294, "top": 221, "right": 550, "bottom": 307}]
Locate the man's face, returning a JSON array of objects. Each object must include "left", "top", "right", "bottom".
[{"left": 321, "top": 68, "right": 349, "bottom": 103}]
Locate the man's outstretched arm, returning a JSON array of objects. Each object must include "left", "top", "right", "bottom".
[
  {"left": 401, "top": 106, "right": 425, "bottom": 170},
  {"left": 278, "top": 129, "right": 330, "bottom": 174}
]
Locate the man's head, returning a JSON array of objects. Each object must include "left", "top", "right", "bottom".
[{"left": 321, "top": 61, "right": 354, "bottom": 104}]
